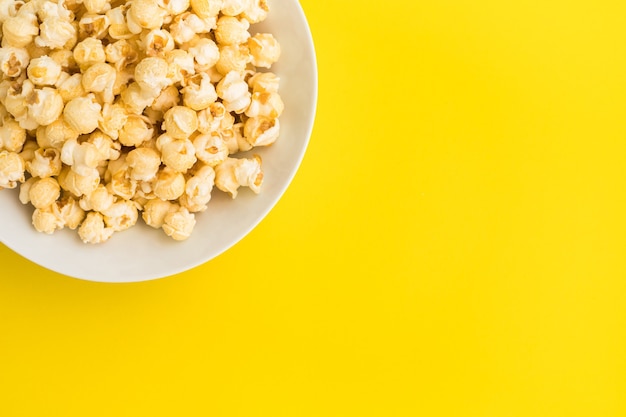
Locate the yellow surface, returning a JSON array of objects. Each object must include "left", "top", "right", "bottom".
[{"left": 2, "top": 0, "right": 626, "bottom": 415}]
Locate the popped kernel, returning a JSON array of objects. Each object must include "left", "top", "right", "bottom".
[
  {"left": 193, "top": 133, "right": 228, "bottom": 166},
  {"left": 0, "top": 46, "right": 29, "bottom": 77},
  {"left": 36, "top": 16, "right": 76, "bottom": 49},
  {"left": 63, "top": 94, "right": 101, "bottom": 134},
  {"left": 78, "top": 211, "right": 114, "bottom": 243},
  {"left": 2, "top": 13, "right": 39, "bottom": 48},
  {"left": 245, "top": 91, "right": 284, "bottom": 118},
  {"left": 79, "top": 183, "right": 115, "bottom": 212},
  {"left": 118, "top": 114, "right": 154, "bottom": 147},
  {"left": 215, "top": 16, "right": 250, "bottom": 46},
  {"left": 162, "top": 205, "right": 195, "bottom": 240},
  {"left": 0, "top": 116, "right": 26, "bottom": 152},
  {"left": 28, "top": 176, "right": 60, "bottom": 208},
  {"left": 216, "top": 70, "right": 251, "bottom": 114},
  {"left": 214, "top": 155, "right": 263, "bottom": 198},
  {"left": 162, "top": 105, "right": 198, "bottom": 139},
  {"left": 0, "top": 149, "right": 24, "bottom": 188},
  {"left": 134, "top": 56, "right": 171, "bottom": 96},
  {"left": 153, "top": 166, "right": 185, "bottom": 200},
  {"left": 127, "top": 147, "right": 161, "bottom": 181},
  {"left": 248, "top": 33, "right": 281, "bottom": 68},
  {"left": 243, "top": 115, "right": 279, "bottom": 147},
  {"left": 53, "top": 195, "right": 85, "bottom": 229},
  {"left": 26, "top": 87, "right": 64, "bottom": 126},
  {"left": 179, "top": 163, "right": 214, "bottom": 212},
  {"left": 32, "top": 205, "right": 63, "bottom": 234},
  {"left": 58, "top": 165, "right": 100, "bottom": 197},
  {"left": 160, "top": 137, "right": 196, "bottom": 172},
  {"left": 142, "top": 197, "right": 177, "bottom": 228},
  {"left": 26, "top": 147, "right": 62, "bottom": 178},
  {"left": 78, "top": 14, "right": 110, "bottom": 40},
  {"left": 101, "top": 199, "right": 139, "bottom": 232}
]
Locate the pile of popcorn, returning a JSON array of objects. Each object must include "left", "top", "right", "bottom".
[{"left": 0, "top": 0, "right": 283, "bottom": 243}]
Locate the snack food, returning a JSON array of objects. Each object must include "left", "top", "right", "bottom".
[{"left": 0, "top": 0, "right": 282, "bottom": 242}]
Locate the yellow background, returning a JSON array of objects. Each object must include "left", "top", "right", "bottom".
[{"left": 2, "top": 0, "right": 626, "bottom": 415}]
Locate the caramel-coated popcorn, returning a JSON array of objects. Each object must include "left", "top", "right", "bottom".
[{"left": 0, "top": 0, "right": 283, "bottom": 243}]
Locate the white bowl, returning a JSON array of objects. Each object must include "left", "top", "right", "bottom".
[{"left": 0, "top": 0, "right": 318, "bottom": 282}]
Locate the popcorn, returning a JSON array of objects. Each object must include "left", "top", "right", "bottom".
[
  {"left": 58, "top": 165, "right": 100, "bottom": 197},
  {"left": 53, "top": 195, "right": 85, "bottom": 229},
  {"left": 157, "top": 0, "right": 190, "bottom": 17},
  {"left": 0, "top": 0, "right": 281, "bottom": 242},
  {"left": 101, "top": 199, "right": 138, "bottom": 232},
  {"left": 153, "top": 166, "right": 185, "bottom": 200},
  {"left": 83, "top": 0, "right": 109, "bottom": 15},
  {"left": 179, "top": 163, "right": 214, "bottom": 212},
  {"left": 190, "top": 0, "right": 222, "bottom": 19},
  {"left": 197, "top": 102, "right": 227, "bottom": 134},
  {"left": 127, "top": 0, "right": 166, "bottom": 33},
  {"left": 36, "top": 17, "right": 76, "bottom": 49},
  {"left": 0, "top": 116, "right": 26, "bottom": 152},
  {"left": 243, "top": 115, "right": 279, "bottom": 147},
  {"left": 61, "top": 136, "right": 101, "bottom": 177},
  {"left": 142, "top": 198, "right": 177, "bottom": 228},
  {"left": 216, "top": 70, "right": 251, "bottom": 114},
  {"left": 98, "top": 102, "right": 127, "bottom": 140},
  {"left": 245, "top": 91, "right": 284, "bottom": 118},
  {"left": 63, "top": 94, "right": 101, "bottom": 134},
  {"left": 161, "top": 137, "right": 196, "bottom": 172},
  {"left": 79, "top": 184, "right": 114, "bottom": 212},
  {"left": 0, "top": 46, "right": 30, "bottom": 78},
  {"left": 28, "top": 176, "right": 60, "bottom": 208},
  {"left": 193, "top": 133, "right": 228, "bottom": 166},
  {"left": 247, "top": 71, "right": 280, "bottom": 93},
  {"left": 222, "top": 122, "right": 252, "bottom": 154},
  {"left": 57, "top": 73, "right": 86, "bottom": 103},
  {"left": 79, "top": 14, "right": 111, "bottom": 40},
  {"left": 164, "top": 49, "right": 195, "bottom": 84},
  {"left": 221, "top": 0, "right": 250, "bottom": 17},
  {"left": 242, "top": 0, "right": 268, "bottom": 24},
  {"left": 215, "top": 43, "right": 250, "bottom": 75},
  {"left": 105, "top": 39, "right": 139, "bottom": 71},
  {"left": 106, "top": 5, "right": 134, "bottom": 40},
  {"left": 73, "top": 38, "right": 106, "bottom": 71},
  {"left": 37, "top": 118, "right": 78, "bottom": 150},
  {"left": 162, "top": 105, "right": 198, "bottom": 139},
  {"left": 134, "top": 56, "right": 171, "bottom": 96},
  {"left": 126, "top": 147, "right": 161, "bottom": 181},
  {"left": 18, "top": 177, "right": 36, "bottom": 204},
  {"left": 143, "top": 29, "right": 175, "bottom": 57},
  {"left": 32, "top": 205, "right": 63, "bottom": 234},
  {"left": 170, "top": 12, "right": 211, "bottom": 44},
  {"left": 0, "top": 149, "right": 24, "bottom": 188},
  {"left": 181, "top": 72, "right": 217, "bottom": 110},
  {"left": 26, "top": 87, "right": 64, "bottom": 126},
  {"left": 186, "top": 37, "right": 219, "bottom": 71},
  {"left": 151, "top": 85, "right": 180, "bottom": 114},
  {"left": 248, "top": 33, "right": 281, "bottom": 68},
  {"left": 2, "top": 13, "right": 39, "bottom": 48},
  {"left": 0, "top": 0, "right": 21, "bottom": 23},
  {"left": 162, "top": 205, "right": 195, "bottom": 240},
  {"left": 49, "top": 50, "right": 77, "bottom": 73},
  {"left": 78, "top": 211, "right": 114, "bottom": 243},
  {"left": 215, "top": 16, "right": 250, "bottom": 46},
  {"left": 81, "top": 62, "right": 116, "bottom": 103},
  {"left": 214, "top": 155, "right": 263, "bottom": 198},
  {"left": 118, "top": 114, "right": 154, "bottom": 147},
  {"left": 26, "top": 147, "right": 62, "bottom": 178},
  {"left": 120, "top": 82, "right": 158, "bottom": 114}
]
